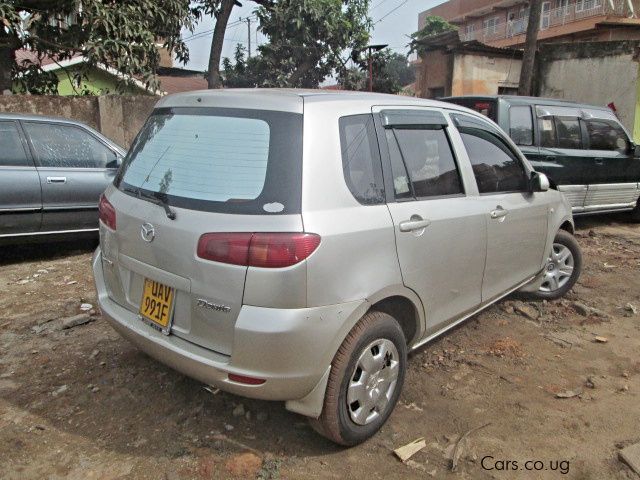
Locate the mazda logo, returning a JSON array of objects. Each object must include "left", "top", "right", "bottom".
[{"left": 141, "top": 223, "right": 155, "bottom": 243}]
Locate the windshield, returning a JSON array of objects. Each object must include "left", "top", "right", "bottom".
[{"left": 116, "top": 107, "right": 303, "bottom": 215}]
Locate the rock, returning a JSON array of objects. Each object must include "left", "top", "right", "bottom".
[
  {"left": 625, "top": 303, "right": 638, "bottom": 315},
  {"left": 594, "top": 336, "right": 608, "bottom": 343},
  {"left": 52, "top": 385, "right": 68, "bottom": 396},
  {"left": 60, "top": 313, "right": 93, "bottom": 330},
  {"left": 585, "top": 377, "right": 596, "bottom": 389},
  {"left": 232, "top": 403, "right": 245, "bottom": 417},
  {"left": 620, "top": 384, "right": 629, "bottom": 392},
  {"left": 224, "top": 424, "right": 234, "bottom": 431},
  {"left": 80, "top": 303, "right": 93, "bottom": 311},
  {"left": 91, "top": 386, "right": 100, "bottom": 393},
  {"left": 89, "top": 349, "right": 100, "bottom": 359},
  {"left": 619, "top": 442, "right": 640, "bottom": 475},
  {"left": 622, "top": 371, "right": 629, "bottom": 378},
  {"left": 514, "top": 303, "right": 539, "bottom": 320},
  {"left": 572, "top": 302, "right": 591, "bottom": 316},
  {"left": 555, "top": 388, "right": 582, "bottom": 399},
  {"left": 225, "top": 452, "right": 262, "bottom": 477}
]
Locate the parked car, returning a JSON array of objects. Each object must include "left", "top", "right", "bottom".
[
  {"left": 0, "top": 113, "right": 126, "bottom": 243},
  {"left": 93, "top": 90, "right": 581, "bottom": 445},
  {"left": 441, "top": 96, "right": 640, "bottom": 219}
]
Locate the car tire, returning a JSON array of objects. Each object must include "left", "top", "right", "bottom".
[
  {"left": 627, "top": 201, "right": 640, "bottom": 223},
  {"left": 529, "top": 229, "right": 582, "bottom": 301},
  {"left": 309, "top": 311, "right": 407, "bottom": 446}
]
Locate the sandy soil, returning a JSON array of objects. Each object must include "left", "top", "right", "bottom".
[{"left": 1, "top": 216, "right": 639, "bottom": 480}]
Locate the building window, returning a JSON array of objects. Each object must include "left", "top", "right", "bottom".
[
  {"left": 483, "top": 16, "right": 500, "bottom": 34},
  {"left": 498, "top": 86, "right": 519, "bottom": 95},
  {"left": 540, "top": 2, "right": 551, "bottom": 29},
  {"left": 428, "top": 87, "right": 445, "bottom": 98}
]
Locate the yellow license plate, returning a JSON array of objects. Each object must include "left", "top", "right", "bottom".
[{"left": 139, "top": 278, "right": 175, "bottom": 331}]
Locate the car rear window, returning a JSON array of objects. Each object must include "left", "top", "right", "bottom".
[{"left": 116, "top": 107, "right": 302, "bottom": 215}]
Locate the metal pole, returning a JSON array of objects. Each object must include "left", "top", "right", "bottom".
[
  {"left": 246, "top": 17, "right": 252, "bottom": 58},
  {"left": 368, "top": 47, "right": 373, "bottom": 92}
]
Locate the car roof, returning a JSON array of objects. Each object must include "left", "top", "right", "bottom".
[
  {"left": 0, "top": 112, "right": 97, "bottom": 124},
  {"left": 155, "top": 88, "right": 473, "bottom": 114},
  {"left": 441, "top": 94, "right": 611, "bottom": 112}
]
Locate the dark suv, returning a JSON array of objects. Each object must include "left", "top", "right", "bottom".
[{"left": 442, "top": 96, "right": 640, "bottom": 219}]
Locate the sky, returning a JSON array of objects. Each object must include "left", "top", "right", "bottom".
[{"left": 181, "top": 0, "right": 445, "bottom": 71}]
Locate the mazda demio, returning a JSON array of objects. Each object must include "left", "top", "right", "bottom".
[{"left": 93, "top": 90, "right": 582, "bottom": 445}]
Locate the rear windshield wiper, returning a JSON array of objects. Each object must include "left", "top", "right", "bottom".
[
  {"left": 124, "top": 185, "right": 176, "bottom": 220},
  {"left": 140, "top": 190, "right": 176, "bottom": 220}
]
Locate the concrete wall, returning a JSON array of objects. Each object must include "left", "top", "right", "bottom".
[
  {"left": 415, "top": 50, "right": 453, "bottom": 98},
  {"left": 0, "top": 95, "right": 158, "bottom": 148},
  {"left": 537, "top": 41, "right": 639, "bottom": 137},
  {"left": 451, "top": 52, "right": 522, "bottom": 96}
]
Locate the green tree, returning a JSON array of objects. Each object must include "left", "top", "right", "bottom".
[
  {"left": 338, "top": 49, "right": 414, "bottom": 94},
  {"left": 0, "top": 0, "right": 198, "bottom": 94},
  {"left": 196, "top": 0, "right": 273, "bottom": 89},
  {"left": 221, "top": 44, "right": 267, "bottom": 87},
  {"left": 408, "top": 15, "right": 456, "bottom": 56},
  {"left": 254, "top": 0, "right": 371, "bottom": 88}
]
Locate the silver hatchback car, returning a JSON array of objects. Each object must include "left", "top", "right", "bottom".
[{"left": 93, "top": 90, "right": 581, "bottom": 445}]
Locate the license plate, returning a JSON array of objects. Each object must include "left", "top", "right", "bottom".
[{"left": 139, "top": 278, "right": 175, "bottom": 333}]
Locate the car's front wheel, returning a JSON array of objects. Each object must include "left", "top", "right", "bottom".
[
  {"left": 310, "top": 311, "right": 407, "bottom": 446},
  {"left": 531, "top": 229, "right": 582, "bottom": 300}
]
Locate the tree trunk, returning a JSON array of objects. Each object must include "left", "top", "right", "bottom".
[
  {"left": 518, "top": 0, "right": 543, "bottom": 96},
  {"left": 0, "top": 31, "right": 16, "bottom": 94},
  {"left": 207, "top": 0, "right": 236, "bottom": 89}
]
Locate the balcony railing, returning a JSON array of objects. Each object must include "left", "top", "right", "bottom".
[{"left": 459, "top": 0, "right": 634, "bottom": 43}]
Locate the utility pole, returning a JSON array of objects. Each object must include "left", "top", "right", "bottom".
[
  {"left": 364, "top": 44, "right": 388, "bottom": 92},
  {"left": 518, "top": 0, "right": 543, "bottom": 96},
  {"left": 245, "top": 17, "right": 252, "bottom": 58}
]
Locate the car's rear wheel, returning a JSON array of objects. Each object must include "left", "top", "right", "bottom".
[
  {"left": 530, "top": 229, "right": 582, "bottom": 300},
  {"left": 310, "top": 311, "right": 407, "bottom": 446},
  {"left": 628, "top": 200, "right": 640, "bottom": 223}
]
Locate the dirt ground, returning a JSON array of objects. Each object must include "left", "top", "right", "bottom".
[{"left": 1, "top": 216, "right": 640, "bottom": 480}]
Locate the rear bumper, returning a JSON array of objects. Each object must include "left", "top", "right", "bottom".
[{"left": 92, "top": 248, "right": 364, "bottom": 413}]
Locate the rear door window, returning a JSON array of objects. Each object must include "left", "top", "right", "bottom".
[
  {"left": 0, "top": 121, "right": 30, "bottom": 167},
  {"left": 585, "top": 119, "right": 630, "bottom": 152},
  {"left": 538, "top": 117, "right": 557, "bottom": 148},
  {"left": 24, "top": 122, "right": 117, "bottom": 168},
  {"left": 339, "top": 115, "right": 385, "bottom": 204},
  {"left": 117, "top": 107, "right": 303, "bottom": 215},
  {"left": 508, "top": 106, "right": 533, "bottom": 146}
]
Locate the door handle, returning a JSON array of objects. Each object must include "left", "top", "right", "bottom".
[
  {"left": 490, "top": 206, "right": 509, "bottom": 219},
  {"left": 46, "top": 176, "right": 67, "bottom": 184},
  {"left": 399, "top": 217, "right": 431, "bottom": 232}
]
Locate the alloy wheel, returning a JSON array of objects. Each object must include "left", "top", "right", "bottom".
[{"left": 539, "top": 242, "right": 574, "bottom": 293}]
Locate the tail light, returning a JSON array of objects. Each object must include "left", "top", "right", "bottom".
[
  {"left": 197, "top": 232, "right": 321, "bottom": 268},
  {"left": 98, "top": 194, "right": 116, "bottom": 230}
]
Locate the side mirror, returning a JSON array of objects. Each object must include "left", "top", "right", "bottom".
[
  {"left": 106, "top": 154, "right": 123, "bottom": 170},
  {"left": 531, "top": 172, "right": 550, "bottom": 192}
]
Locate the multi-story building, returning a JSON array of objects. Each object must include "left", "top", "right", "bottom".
[{"left": 419, "top": 0, "right": 640, "bottom": 48}]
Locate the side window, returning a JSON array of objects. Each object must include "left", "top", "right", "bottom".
[
  {"left": 454, "top": 114, "right": 529, "bottom": 194},
  {"left": 509, "top": 106, "right": 533, "bottom": 146},
  {"left": 24, "top": 122, "right": 117, "bottom": 169},
  {"left": 0, "top": 121, "right": 30, "bottom": 167},
  {"left": 555, "top": 117, "right": 582, "bottom": 149},
  {"left": 538, "top": 117, "right": 557, "bottom": 148},
  {"left": 586, "top": 119, "right": 630, "bottom": 152},
  {"left": 385, "top": 127, "right": 463, "bottom": 199},
  {"left": 339, "top": 115, "right": 385, "bottom": 204}
]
